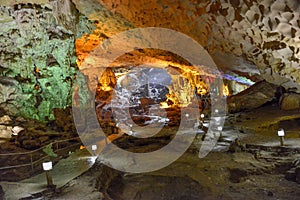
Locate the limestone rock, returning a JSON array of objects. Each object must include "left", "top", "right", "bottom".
[
  {"left": 0, "top": 78, "right": 18, "bottom": 113},
  {"left": 285, "top": 158, "right": 300, "bottom": 184},
  {"left": 98, "top": 0, "right": 300, "bottom": 92},
  {"left": 0, "top": 115, "right": 12, "bottom": 125},
  {"left": 280, "top": 93, "right": 300, "bottom": 110},
  {"left": 285, "top": 169, "right": 296, "bottom": 182},
  {"left": 0, "top": 125, "right": 13, "bottom": 139},
  {"left": 0, "top": 185, "right": 4, "bottom": 200},
  {"left": 227, "top": 81, "right": 278, "bottom": 113},
  {"left": 0, "top": 1, "right": 91, "bottom": 121},
  {"left": 1, "top": 0, "right": 300, "bottom": 123},
  {"left": 53, "top": 107, "right": 75, "bottom": 132},
  {"left": 11, "top": 126, "right": 24, "bottom": 135},
  {"left": 295, "top": 167, "right": 300, "bottom": 184},
  {"left": 21, "top": 139, "right": 41, "bottom": 150}
]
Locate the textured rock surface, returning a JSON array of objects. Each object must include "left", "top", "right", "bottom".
[
  {"left": 280, "top": 93, "right": 300, "bottom": 110},
  {"left": 0, "top": 1, "right": 94, "bottom": 121},
  {"left": 0, "top": 185, "right": 4, "bottom": 200},
  {"left": 227, "top": 81, "right": 278, "bottom": 113},
  {"left": 99, "top": 0, "right": 300, "bottom": 92},
  {"left": 1, "top": 0, "right": 300, "bottom": 121},
  {"left": 296, "top": 167, "right": 300, "bottom": 184}
]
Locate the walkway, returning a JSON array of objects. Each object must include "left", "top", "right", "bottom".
[{"left": 0, "top": 149, "right": 95, "bottom": 200}]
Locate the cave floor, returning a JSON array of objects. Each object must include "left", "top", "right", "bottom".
[
  {"left": 1, "top": 105, "right": 300, "bottom": 199},
  {"left": 3, "top": 146, "right": 299, "bottom": 200}
]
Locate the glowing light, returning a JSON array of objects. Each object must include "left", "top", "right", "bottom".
[
  {"left": 160, "top": 102, "right": 170, "bottom": 108},
  {"left": 92, "top": 145, "right": 97, "bottom": 151},
  {"left": 278, "top": 129, "right": 285, "bottom": 136},
  {"left": 42, "top": 161, "right": 53, "bottom": 171},
  {"left": 223, "top": 73, "right": 255, "bottom": 85},
  {"left": 98, "top": 68, "right": 116, "bottom": 91},
  {"left": 223, "top": 84, "right": 230, "bottom": 96}
]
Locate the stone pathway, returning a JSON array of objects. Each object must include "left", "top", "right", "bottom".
[{"left": 0, "top": 149, "right": 95, "bottom": 200}]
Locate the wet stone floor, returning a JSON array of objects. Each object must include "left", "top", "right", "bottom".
[{"left": 1, "top": 105, "right": 300, "bottom": 200}]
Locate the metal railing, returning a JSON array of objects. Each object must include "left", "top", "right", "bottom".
[{"left": 0, "top": 137, "right": 82, "bottom": 172}]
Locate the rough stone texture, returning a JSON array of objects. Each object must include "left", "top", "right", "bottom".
[
  {"left": 0, "top": 1, "right": 94, "bottom": 121},
  {"left": 99, "top": 0, "right": 300, "bottom": 92},
  {"left": 53, "top": 107, "right": 75, "bottom": 132},
  {"left": 227, "top": 81, "right": 278, "bottom": 113},
  {"left": 1, "top": 0, "right": 300, "bottom": 120},
  {"left": 280, "top": 93, "right": 300, "bottom": 110},
  {"left": 296, "top": 167, "right": 300, "bottom": 184},
  {"left": 0, "top": 185, "right": 4, "bottom": 200}
]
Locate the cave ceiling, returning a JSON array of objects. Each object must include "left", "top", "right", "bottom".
[
  {"left": 73, "top": 0, "right": 300, "bottom": 92},
  {"left": 0, "top": 0, "right": 299, "bottom": 121},
  {"left": 3, "top": 0, "right": 298, "bottom": 90}
]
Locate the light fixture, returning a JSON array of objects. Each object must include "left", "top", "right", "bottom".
[
  {"left": 200, "top": 114, "right": 205, "bottom": 118},
  {"left": 217, "top": 126, "right": 223, "bottom": 138},
  {"left": 91, "top": 144, "right": 98, "bottom": 156},
  {"left": 92, "top": 145, "right": 97, "bottom": 151},
  {"left": 42, "top": 161, "right": 52, "bottom": 171},
  {"left": 42, "top": 161, "right": 55, "bottom": 188},
  {"left": 277, "top": 129, "right": 285, "bottom": 146}
]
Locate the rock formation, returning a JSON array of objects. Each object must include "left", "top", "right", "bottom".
[{"left": 0, "top": 0, "right": 299, "bottom": 120}]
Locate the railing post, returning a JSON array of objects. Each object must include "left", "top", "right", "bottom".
[{"left": 30, "top": 153, "right": 33, "bottom": 171}]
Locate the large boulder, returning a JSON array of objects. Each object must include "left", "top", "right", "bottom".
[
  {"left": 227, "top": 81, "right": 278, "bottom": 113},
  {"left": 280, "top": 93, "right": 300, "bottom": 110}
]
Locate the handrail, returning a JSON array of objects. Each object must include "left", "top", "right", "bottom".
[
  {"left": 0, "top": 137, "right": 82, "bottom": 171},
  {"left": 0, "top": 137, "right": 80, "bottom": 156}
]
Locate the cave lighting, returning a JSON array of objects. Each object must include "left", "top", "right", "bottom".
[
  {"left": 277, "top": 129, "right": 285, "bottom": 146},
  {"left": 92, "top": 145, "right": 97, "bottom": 151},
  {"left": 223, "top": 84, "right": 230, "bottom": 96},
  {"left": 217, "top": 126, "right": 223, "bottom": 131},
  {"left": 217, "top": 126, "right": 223, "bottom": 138},
  {"left": 98, "top": 68, "right": 117, "bottom": 91},
  {"left": 42, "top": 161, "right": 54, "bottom": 188},
  {"left": 80, "top": 145, "right": 86, "bottom": 150}
]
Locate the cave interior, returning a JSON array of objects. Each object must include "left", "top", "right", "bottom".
[{"left": 0, "top": 0, "right": 300, "bottom": 199}]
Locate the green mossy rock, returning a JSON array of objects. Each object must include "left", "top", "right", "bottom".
[{"left": 0, "top": 2, "right": 94, "bottom": 121}]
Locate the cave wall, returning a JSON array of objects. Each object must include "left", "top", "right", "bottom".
[
  {"left": 0, "top": 0, "right": 94, "bottom": 121},
  {"left": 99, "top": 0, "right": 300, "bottom": 92},
  {"left": 0, "top": 0, "right": 299, "bottom": 121}
]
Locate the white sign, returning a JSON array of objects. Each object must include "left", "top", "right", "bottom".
[
  {"left": 42, "top": 161, "right": 53, "bottom": 171},
  {"left": 278, "top": 129, "right": 285, "bottom": 136}
]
